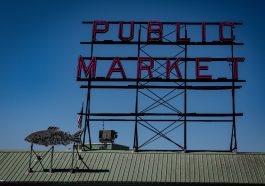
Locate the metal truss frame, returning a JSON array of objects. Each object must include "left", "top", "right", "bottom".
[
  {"left": 27, "top": 143, "right": 89, "bottom": 173},
  {"left": 78, "top": 21, "right": 244, "bottom": 152},
  {"left": 28, "top": 144, "right": 54, "bottom": 173}
]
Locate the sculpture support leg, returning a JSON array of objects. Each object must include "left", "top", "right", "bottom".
[
  {"left": 28, "top": 144, "right": 33, "bottom": 173},
  {"left": 49, "top": 146, "right": 54, "bottom": 173},
  {"left": 71, "top": 144, "right": 75, "bottom": 173}
]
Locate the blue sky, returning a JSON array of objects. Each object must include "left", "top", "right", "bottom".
[{"left": 0, "top": 0, "right": 265, "bottom": 152}]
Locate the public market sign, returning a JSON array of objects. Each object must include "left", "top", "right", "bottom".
[{"left": 77, "top": 21, "right": 244, "bottom": 80}]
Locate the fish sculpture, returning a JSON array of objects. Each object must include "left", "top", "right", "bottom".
[{"left": 25, "top": 127, "right": 83, "bottom": 146}]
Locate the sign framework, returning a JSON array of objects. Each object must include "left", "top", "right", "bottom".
[{"left": 77, "top": 21, "right": 245, "bottom": 152}]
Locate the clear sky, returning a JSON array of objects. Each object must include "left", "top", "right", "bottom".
[{"left": 0, "top": 0, "right": 264, "bottom": 152}]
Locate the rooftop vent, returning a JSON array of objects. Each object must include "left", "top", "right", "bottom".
[{"left": 99, "top": 130, "right": 118, "bottom": 144}]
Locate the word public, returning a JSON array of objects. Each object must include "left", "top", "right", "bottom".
[{"left": 91, "top": 21, "right": 236, "bottom": 42}]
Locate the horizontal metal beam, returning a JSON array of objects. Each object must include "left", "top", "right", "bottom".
[
  {"left": 79, "top": 112, "right": 243, "bottom": 117},
  {"left": 77, "top": 78, "right": 246, "bottom": 83},
  {"left": 87, "top": 119, "right": 233, "bottom": 122},
  {"left": 135, "top": 149, "right": 233, "bottom": 152},
  {"left": 185, "top": 149, "right": 233, "bottom": 153},
  {"left": 80, "top": 85, "right": 242, "bottom": 90},
  {"left": 81, "top": 57, "right": 245, "bottom": 62},
  {"left": 80, "top": 41, "right": 244, "bottom": 45},
  {"left": 82, "top": 21, "right": 243, "bottom": 25}
]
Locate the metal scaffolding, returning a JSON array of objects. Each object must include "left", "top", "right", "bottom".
[{"left": 78, "top": 21, "right": 244, "bottom": 152}]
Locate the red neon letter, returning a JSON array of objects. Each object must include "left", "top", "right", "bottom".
[
  {"left": 137, "top": 57, "right": 154, "bottom": 79},
  {"left": 227, "top": 57, "right": 245, "bottom": 80},
  {"left": 219, "top": 22, "right": 235, "bottom": 42},
  {"left": 202, "top": 22, "right": 206, "bottom": 42},
  {"left": 166, "top": 58, "right": 182, "bottom": 79},
  {"left": 119, "top": 21, "right": 134, "bottom": 42},
  {"left": 176, "top": 22, "right": 190, "bottom": 42},
  {"left": 196, "top": 58, "right": 212, "bottom": 80},
  {"left": 77, "top": 56, "right": 97, "bottom": 79},
  {"left": 233, "top": 62, "right": 238, "bottom": 80},
  {"left": 106, "top": 58, "right": 127, "bottom": 79},
  {"left": 92, "top": 21, "right": 109, "bottom": 41},
  {"left": 147, "top": 22, "right": 163, "bottom": 42}
]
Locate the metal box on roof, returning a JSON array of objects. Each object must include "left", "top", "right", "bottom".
[{"left": 99, "top": 130, "right": 118, "bottom": 143}]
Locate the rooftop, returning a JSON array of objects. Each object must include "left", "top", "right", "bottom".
[{"left": 0, "top": 150, "right": 265, "bottom": 185}]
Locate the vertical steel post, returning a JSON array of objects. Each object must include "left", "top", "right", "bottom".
[
  {"left": 86, "top": 81, "right": 92, "bottom": 150},
  {"left": 184, "top": 25, "right": 187, "bottom": 152},
  {"left": 133, "top": 24, "right": 141, "bottom": 152},
  {"left": 230, "top": 27, "right": 237, "bottom": 152},
  {"left": 82, "top": 37, "right": 94, "bottom": 150}
]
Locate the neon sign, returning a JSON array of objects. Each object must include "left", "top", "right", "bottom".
[
  {"left": 77, "top": 21, "right": 245, "bottom": 152},
  {"left": 77, "top": 21, "right": 244, "bottom": 80}
]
